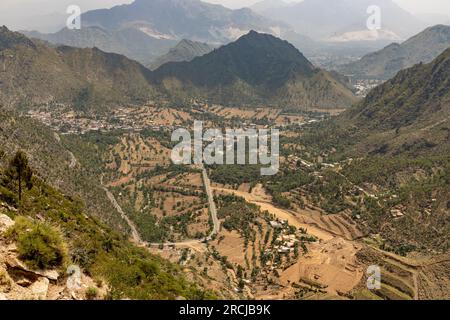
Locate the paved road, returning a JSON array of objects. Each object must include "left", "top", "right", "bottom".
[{"left": 202, "top": 164, "right": 220, "bottom": 241}]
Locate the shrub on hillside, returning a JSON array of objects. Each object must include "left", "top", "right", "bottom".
[
  {"left": 0, "top": 185, "right": 18, "bottom": 206},
  {"left": 85, "top": 287, "right": 98, "bottom": 300},
  {"left": 6, "top": 217, "right": 68, "bottom": 270}
]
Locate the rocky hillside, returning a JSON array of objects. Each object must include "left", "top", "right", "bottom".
[
  {"left": 0, "top": 214, "right": 106, "bottom": 300},
  {"left": 338, "top": 25, "right": 450, "bottom": 80},
  {"left": 0, "top": 26, "right": 157, "bottom": 112},
  {"left": 152, "top": 31, "right": 357, "bottom": 109},
  {"left": 304, "top": 47, "right": 450, "bottom": 160},
  {"left": 149, "top": 39, "right": 214, "bottom": 70}
]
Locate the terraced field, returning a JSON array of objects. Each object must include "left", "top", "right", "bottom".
[
  {"left": 296, "top": 212, "right": 367, "bottom": 241},
  {"left": 353, "top": 247, "right": 450, "bottom": 300},
  {"left": 103, "top": 133, "right": 212, "bottom": 243}
]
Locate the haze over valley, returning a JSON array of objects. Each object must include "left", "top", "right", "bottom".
[{"left": 0, "top": 0, "right": 448, "bottom": 302}]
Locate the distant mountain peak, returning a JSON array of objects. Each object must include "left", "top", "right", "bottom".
[
  {"left": 247, "top": 29, "right": 259, "bottom": 36},
  {"left": 232, "top": 30, "right": 313, "bottom": 66},
  {"left": 177, "top": 39, "right": 196, "bottom": 45},
  {"left": 149, "top": 38, "right": 214, "bottom": 70},
  {"left": 255, "top": 0, "right": 425, "bottom": 40},
  {"left": 81, "top": 0, "right": 289, "bottom": 43},
  {"left": 174, "top": 39, "right": 210, "bottom": 49},
  {"left": 235, "top": 30, "right": 279, "bottom": 42}
]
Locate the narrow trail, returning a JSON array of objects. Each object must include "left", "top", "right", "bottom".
[
  {"left": 68, "top": 150, "right": 78, "bottom": 169},
  {"left": 100, "top": 175, "right": 143, "bottom": 244},
  {"left": 148, "top": 164, "right": 220, "bottom": 247},
  {"left": 54, "top": 132, "right": 78, "bottom": 169}
]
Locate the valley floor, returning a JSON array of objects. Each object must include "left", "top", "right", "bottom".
[{"left": 6, "top": 104, "right": 447, "bottom": 300}]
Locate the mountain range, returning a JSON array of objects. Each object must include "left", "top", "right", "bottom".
[
  {"left": 81, "top": 0, "right": 288, "bottom": 44},
  {"left": 337, "top": 24, "right": 450, "bottom": 80},
  {"left": 151, "top": 30, "right": 357, "bottom": 109},
  {"left": 0, "top": 27, "right": 356, "bottom": 111},
  {"left": 24, "top": 0, "right": 293, "bottom": 67},
  {"left": 13, "top": 0, "right": 448, "bottom": 70},
  {"left": 23, "top": 0, "right": 395, "bottom": 68},
  {"left": 253, "top": 0, "right": 425, "bottom": 42},
  {"left": 149, "top": 39, "right": 214, "bottom": 70}
]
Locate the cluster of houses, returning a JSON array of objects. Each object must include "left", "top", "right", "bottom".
[
  {"left": 27, "top": 107, "right": 176, "bottom": 135},
  {"left": 269, "top": 220, "right": 299, "bottom": 254},
  {"left": 28, "top": 109, "right": 125, "bottom": 134}
]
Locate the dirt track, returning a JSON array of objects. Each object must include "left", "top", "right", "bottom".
[
  {"left": 212, "top": 186, "right": 334, "bottom": 241},
  {"left": 213, "top": 185, "right": 364, "bottom": 295}
]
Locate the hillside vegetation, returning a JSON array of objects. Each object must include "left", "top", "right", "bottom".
[
  {"left": 1, "top": 27, "right": 356, "bottom": 111},
  {"left": 0, "top": 26, "right": 157, "bottom": 112},
  {"left": 342, "top": 46, "right": 450, "bottom": 156},
  {"left": 296, "top": 48, "right": 450, "bottom": 254},
  {"left": 0, "top": 108, "right": 132, "bottom": 233},
  {"left": 0, "top": 151, "right": 213, "bottom": 300}
]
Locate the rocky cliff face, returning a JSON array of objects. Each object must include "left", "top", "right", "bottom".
[{"left": 0, "top": 213, "right": 104, "bottom": 300}]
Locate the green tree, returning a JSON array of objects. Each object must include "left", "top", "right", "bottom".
[{"left": 8, "top": 151, "right": 33, "bottom": 202}]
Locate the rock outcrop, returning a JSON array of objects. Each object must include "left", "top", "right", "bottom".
[{"left": 0, "top": 214, "right": 104, "bottom": 300}]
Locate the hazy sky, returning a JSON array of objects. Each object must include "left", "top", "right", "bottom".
[
  {"left": 206, "top": 0, "right": 450, "bottom": 15},
  {"left": 0, "top": 0, "right": 449, "bottom": 31},
  {"left": 1, "top": 0, "right": 449, "bottom": 14}
]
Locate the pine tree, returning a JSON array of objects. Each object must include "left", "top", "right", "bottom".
[{"left": 8, "top": 150, "right": 33, "bottom": 202}]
